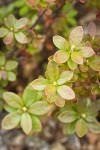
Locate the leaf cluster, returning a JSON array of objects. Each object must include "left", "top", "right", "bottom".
[
  {"left": 59, "top": 99, "right": 100, "bottom": 137},
  {"left": 2, "top": 85, "right": 52, "bottom": 134},
  {"left": 0, "top": 52, "right": 18, "bottom": 83},
  {"left": 0, "top": 15, "right": 28, "bottom": 45}
]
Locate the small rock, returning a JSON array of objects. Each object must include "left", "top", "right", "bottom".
[
  {"left": 64, "top": 134, "right": 81, "bottom": 150},
  {"left": 51, "top": 143, "right": 66, "bottom": 150},
  {"left": 25, "top": 136, "right": 50, "bottom": 150}
]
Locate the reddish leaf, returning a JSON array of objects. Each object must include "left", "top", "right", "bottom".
[
  {"left": 25, "top": 0, "right": 39, "bottom": 7},
  {"left": 69, "top": 26, "right": 83, "bottom": 45},
  {"left": 3, "top": 32, "right": 14, "bottom": 45},
  {"left": 96, "top": 11, "right": 100, "bottom": 20},
  {"left": 79, "top": 0, "right": 86, "bottom": 3},
  {"left": 81, "top": 46, "right": 95, "bottom": 58},
  {"left": 88, "top": 22, "right": 96, "bottom": 37}
]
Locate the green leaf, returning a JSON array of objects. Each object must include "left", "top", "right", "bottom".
[
  {"left": 5, "top": 61, "right": 18, "bottom": 70},
  {"left": 63, "top": 121, "right": 76, "bottom": 134},
  {"left": 85, "top": 115, "right": 96, "bottom": 122},
  {"left": 87, "top": 120, "right": 100, "bottom": 133},
  {"left": 71, "top": 50, "right": 83, "bottom": 64},
  {"left": 87, "top": 100, "right": 100, "bottom": 115},
  {"left": 2, "top": 112, "right": 21, "bottom": 130},
  {"left": 53, "top": 35, "right": 70, "bottom": 51},
  {"left": 31, "top": 115, "right": 42, "bottom": 132},
  {"left": 75, "top": 119, "right": 87, "bottom": 137},
  {"left": 53, "top": 50, "right": 70, "bottom": 64},
  {"left": 7, "top": 72, "right": 16, "bottom": 81},
  {"left": 46, "top": 60, "right": 59, "bottom": 81},
  {"left": 23, "top": 85, "right": 37, "bottom": 107},
  {"left": 4, "top": 104, "right": 17, "bottom": 113},
  {"left": 3, "top": 92, "right": 23, "bottom": 109},
  {"left": 69, "top": 26, "right": 83, "bottom": 45},
  {"left": 4, "top": 15, "right": 17, "bottom": 28},
  {"left": 14, "top": 32, "right": 27, "bottom": 44},
  {"left": 57, "top": 85, "right": 75, "bottom": 100},
  {"left": 31, "top": 78, "right": 47, "bottom": 91},
  {"left": 81, "top": 47, "right": 95, "bottom": 58},
  {"left": 68, "top": 57, "right": 78, "bottom": 70},
  {"left": 57, "top": 71, "right": 73, "bottom": 85},
  {"left": 88, "top": 55, "right": 100, "bottom": 71},
  {"left": 58, "top": 110, "right": 78, "bottom": 123},
  {"left": 21, "top": 113, "right": 32, "bottom": 134},
  {"left": 91, "top": 85, "right": 100, "bottom": 95},
  {"left": 0, "top": 53, "right": 5, "bottom": 66},
  {"left": 76, "top": 99, "right": 87, "bottom": 114},
  {"left": 29, "top": 101, "right": 52, "bottom": 115},
  {"left": 0, "top": 27, "right": 9, "bottom": 37},
  {"left": 14, "top": 18, "right": 28, "bottom": 30}
]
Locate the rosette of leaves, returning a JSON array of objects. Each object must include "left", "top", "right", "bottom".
[
  {"left": 2, "top": 85, "right": 52, "bottom": 134},
  {"left": 31, "top": 60, "right": 75, "bottom": 107},
  {"left": 0, "top": 53, "right": 18, "bottom": 82},
  {"left": 53, "top": 26, "right": 95, "bottom": 70},
  {"left": 0, "top": 14, "right": 28, "bottom": 45},
  {"left": 58, "top": 99, "right": 100, "bottom": 137}
]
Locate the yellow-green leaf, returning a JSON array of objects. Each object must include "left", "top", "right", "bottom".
[
  {"left": 5, "top": 61, "right": 18, "bottom": 70},
  {"left": 31, "top": 115, "right": 42, "bottom": 132},
  {"left": 58, "top": 110, "right": 78, "bottom": 123},
  {"left": 14, "top": 18, "right": 28, "bottom": 30},
  {"left": 23, "top": 85, "right": 37, "bottom": 107},
  {"left": 53, "top": 35, "right": 70, "bottom": 51},
  {"left": 29, "top": 101, "right": 52, "bottom": 115},
  {"left": 7, "top": 72, "right": 16, "bottom": 81},
  {"left": 57, "top": 71, "right": 73, "bottom": 85},
  {"left": 4, "top": 15, "right": 17, "bottom": 27},
  {"left": 21, "top": 113, "right": 32, "bottom": 134},
  {"left": 68, "top": 57, "right": 78, "bottom": 70},
  {"left": 45, "top": 84, "right": 56, "bottom": 96},
  {"left": 3, "top": 92, "right": 23, "bottom": 109},
  {"left": 88, "top": 55, "right": 100, "bottom": 71},
  {"left": 75, "top": 119, "right": 87, "bottom": 137},
  {"left": 2, "top": 112, "right": 21, "bottom": 130},
  {"left": 31, "top": 78, "right": 47, "bottom": 91},
  {"left": 0, "top": 27, "right": 9, "bottom": 37},
  {"left": 71, "top": 50, "right": 83, "bottom": 64},
  {"left": 87, "top": 120, "right": 100, "bottom": 133},
  {"left": 46, "top": 60, "right": 59, "bottom": 81},
  {"left": 14, "top": 32, "right": 27, "bottom": 44}
]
